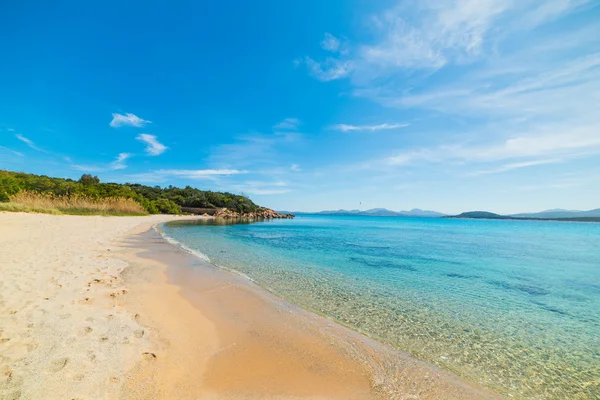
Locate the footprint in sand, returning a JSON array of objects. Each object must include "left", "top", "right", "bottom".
[
  {"left": 49, "top": 357, "right": 69, "bottom": 372},
  {"left": 4, "top": 390, "right": 21, "bottom": 400},
  {"left": 142, "top": 352, "right": 157, "bottom": 360}
]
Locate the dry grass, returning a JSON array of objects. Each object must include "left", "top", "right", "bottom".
[{"left": 0, "top": 191, "right": 148, "bottom": 216}]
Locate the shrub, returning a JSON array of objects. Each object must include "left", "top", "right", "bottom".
[{"left": 152, "top": 198, "right": 181, "bottom": 214}]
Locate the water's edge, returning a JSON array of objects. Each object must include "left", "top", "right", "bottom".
[{"left": 153, "top": 221, "right": 510, "bottom": 399}]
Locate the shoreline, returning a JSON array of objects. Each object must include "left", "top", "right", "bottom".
[
  {"left": 147, "top": 221, "right": 504, "bottom": 399},
  {"left": 0, "top": 213, "right": 504, "bottom": 399}
]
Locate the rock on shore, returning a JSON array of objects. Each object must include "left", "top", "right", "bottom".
[{"left": 214, "top": 208, "right": 294, "bottom": 219}]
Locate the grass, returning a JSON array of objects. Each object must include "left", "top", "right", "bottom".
[{"left": 0, "top": 191, "right": 148, "bottom": 216}]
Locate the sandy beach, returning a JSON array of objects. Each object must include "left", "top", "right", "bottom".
[{"left": 0, "top": 212, "right": 503, "bottom": 400}]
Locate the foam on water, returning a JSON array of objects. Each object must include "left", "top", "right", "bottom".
[{"left": 162, "top": 215, "right": 600, "bottom": 399}]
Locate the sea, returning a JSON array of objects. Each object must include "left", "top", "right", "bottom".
[{"left": 161, "top": 215, "right": 600, "bottom": 399}]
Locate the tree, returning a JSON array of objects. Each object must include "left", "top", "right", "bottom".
[{"left": 78, "top": 174, "right": 100, "bottom": 185}]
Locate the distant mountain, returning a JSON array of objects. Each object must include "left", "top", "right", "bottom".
[
  {"left": 287, "top": 208, "right": 446, "bottom": 217},
  {"left": 452, "top": 211, "right": 511, "bottom": 220},
  {"left": 400, "top": 208, "right": 447, "bottom": 217},
  {"left": 447, "top": 209, "right": 600, "bottom": 222},
  {"left": 510, "top": 209, "right": 600, "bottom": 219},
  {"left": 281, "top": 208, "right": 600, "bottom": 222}
]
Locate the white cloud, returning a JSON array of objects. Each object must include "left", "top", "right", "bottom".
[
  {"left": 110, "top": 153, "right": 131, "bottom": 170},
  {"left": 209, "top": 129, "right": 301, "bottom": 169},
  {"left": 385, "top": 53, "right": 600, "bottom": 118},
  {"left": 71, "top": 164, "right": 105, "bottom": 172},
  {"left": 303, "top": 1, "right": 593, "bottom": 81},
  {"left": 290, "top": 164, "right": 301, "bottom": 172},
  {"left": 469, "top": 159, "right": 564, "bottom": 176},
  {"left": 154, "top": 169, "right": 246, "bottom": 179},
  {"left": 233, "top": 180, "right": 291, "bottom": 195},
  {"left": 15, "top": 134, "right": 46, "bottom": 152},
  {"left": 304, "top": 0, "right": 599, "bottom": 183},
  {"left": 321, "top": 33, "right": 341, "bottom": 52},
  {"left": 136, "top": 134, "right": 167, "bottom": 156},
  {"left": 124, "top": 168, "right": 246, "bottom": 184},
  {"left": 244, "top": 188, "right": 291, "bottom": 195},
  {"left": 334, "top": 123, "right": 409, "bottom": 132},
  {"left": 0, "top": 146, "right": 24, "bottom": 157},
  {"left": 69, "top": 152, "right": 132, "bottom": 172},
  {"left": 273, "top": 118, "right": 301, "bottom": 131},
  {"left": 110, "top": 113, "right": 151, "bottom": 128},
  {"left": 6, "top": 128, "right": 15, "bottom": 132},
  {"left": 304, "top": 57, "right": 352, "bottom": 81},
  {"left": 386, "top": 123, "right": 600, "bottom": 166}
]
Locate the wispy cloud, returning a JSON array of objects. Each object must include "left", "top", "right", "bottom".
[
  {"left": 273, "top": 118, "right": 301, "bottom": 131},
  {"left": 377, "top": 52, "right": 600, "bottom": 119},
  {"left": 209, "top": 128, "right": 301, "bottom": 169},
  {"left": 155, "top": 169, "right": 245, "bottom": 179},
  {"left": 517, "top": 174, "right": 600, "bottom": 191},
  {"left": 110, "top": 113, "right": 151, "bottom": 128},
  {"left": 127, "top": 168, "right": 246, "bottom": 183},
  {"left": 233, "top": 180, "right": 291, "bottom": 195},
  {"left": 385, "top": 123, "right": 600, "bottom": 166},
  {"left": 303, "top": 1, "right": 593, "bottom": 80},
  {"left": 70, "top": 152, "right": 133, "bottom": 172},
  {"left": 303, "top": 57, "right": 352, "bottom": 81},
  {"left": 290, "top": 164, "right": 301, "bottom": 172},
  {"left": 110, "top": 152, "right": 132, "bottom": 170},
  {"left": 0, "top": 146, "right": 24, "bottom": 157},
  {"left": 321, "top": 33, "right": 341, "bottom": 52},
  {"left": 469, "top": 159, "right": 564, "bottom": 176},
  {"left": 71, "top": 164, "right": 105, "bottom": 173},
  {"left": 15, "top": 134, "right": 46, "bottom": 152},
  {"left": 304, "top": 0, "right": 599, "bottom": 182},
  {"left": 334, "top": 123, "right": 409, "bottom": 132},
  {"left": 244, "top": 188, "right": 291, "bottom": 195},
  {"left": 136, "top": 134, "right": 167, "bottom": 156}
]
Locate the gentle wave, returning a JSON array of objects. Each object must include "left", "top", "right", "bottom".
[{"left": 154, "top": 223, "right": 212, "bottom": 262}]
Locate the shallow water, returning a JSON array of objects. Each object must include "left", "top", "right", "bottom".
[{"left": 162, "top": 215, "right": 600, "bottom": 399}]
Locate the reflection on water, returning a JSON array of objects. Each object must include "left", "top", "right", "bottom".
[
  {"left": 163, "top": 215, "right": 600, "bottom": 400},
  {"left": 171, "top": 218, "right": 272, "bottom": 226}
]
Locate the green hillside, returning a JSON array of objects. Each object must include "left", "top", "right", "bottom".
[{"left": 0, "top": 170, "right": 261, "bottom": 215}]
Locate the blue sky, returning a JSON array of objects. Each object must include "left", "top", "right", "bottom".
[{"left": 1, "top": 0, "right": 599, "bottom": 214}]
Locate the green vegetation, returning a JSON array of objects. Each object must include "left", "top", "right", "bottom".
[
  {"left": 1, "top": 191, "right": 147, "bottom": 216},
  {"left": 0, "top": 170, "right": 261, "bottom": 215}
]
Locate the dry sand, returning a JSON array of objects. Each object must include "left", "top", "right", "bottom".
[{"left": 0, "top": 212, "right": 504, "bottom": 400}]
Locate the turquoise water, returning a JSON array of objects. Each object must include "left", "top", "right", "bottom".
[{"left": 162, "top": 215, "right": 600, "bottom": 399}]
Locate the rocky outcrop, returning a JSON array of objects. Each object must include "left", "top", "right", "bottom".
[{"left": 213, "top": 208, "right": 294, "bottom": 219}]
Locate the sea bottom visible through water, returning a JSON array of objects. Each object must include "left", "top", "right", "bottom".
[{"left": 161, "top": 215, "right": 600, "bottom": 400}]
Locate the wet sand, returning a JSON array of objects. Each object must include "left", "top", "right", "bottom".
[
  {"left": 0, "top": 213, "right": 504, "bottom": 399},
  {"left": 122, "top": 226, "right": 504, "bottom": 400}
]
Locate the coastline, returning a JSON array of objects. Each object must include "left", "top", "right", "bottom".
[{"left": 0, "top": 213, "right": 504, "bottom": 399}]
